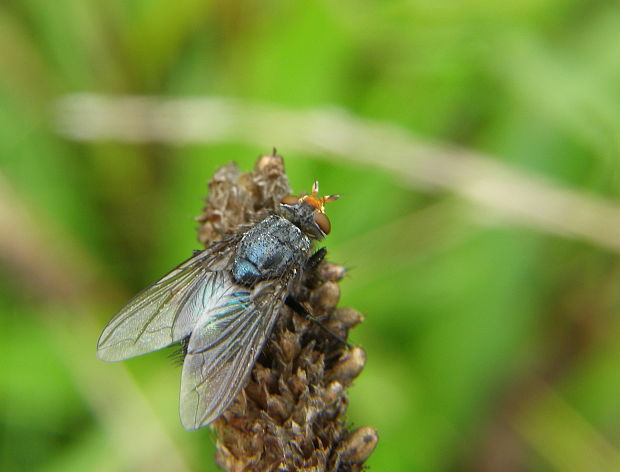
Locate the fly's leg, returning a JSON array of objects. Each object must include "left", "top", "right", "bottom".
[
  {"left": 305, "top": 247, "right": 327, "bottom": 271},
  {"left": 285, "top": 296, "right": 351, "bottom": 348},
  {"left": 289, "top": 247, "right": 350, "bottom": 347},
  {"left": 302, "top": 247, "right": 328, "bottom": 288}
]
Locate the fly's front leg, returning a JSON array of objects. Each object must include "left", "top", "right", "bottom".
[{"left": 305, "top": 247, "right": 327, "bottom": 271}]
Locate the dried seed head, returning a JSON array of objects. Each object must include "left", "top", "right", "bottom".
[
  {"left": 318, "top": 262, "right": 347, "bottom": 282},
  {"left": 337, "top": 426, "right": 379, "bottom": 465},
  {"left": 310, "top": 281, "right": 341, "bottom": 314},
  {"left": 333, "top": 307, "right": 365, "bottom": 329},
  {"left": 196, "top": 154, "right": 376, "bottom": 471},
  {"left": 329, "top": 347, "right": 367, "bottom": 386}
]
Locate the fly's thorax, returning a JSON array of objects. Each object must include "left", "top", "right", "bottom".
[{"left": 232, "top": 215, "right": 311, "bottom": 287}]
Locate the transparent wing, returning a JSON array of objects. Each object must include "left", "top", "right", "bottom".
[
  {"left": 179, "top": 278, "right": 290, "bottom": 430},
  {"left": 97, "top": 238, "right": 239, "bottom": 362}
]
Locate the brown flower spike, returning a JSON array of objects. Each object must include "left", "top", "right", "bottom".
[{"left": 195, "top": 152, "right": 378, "bottom": 471}]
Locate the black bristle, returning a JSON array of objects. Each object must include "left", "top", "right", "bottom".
[{"left": 169, "top": 337, "right": 190, "bottom": 366}]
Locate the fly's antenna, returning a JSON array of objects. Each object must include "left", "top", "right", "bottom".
[
  {"left": 282, "top": 181, "right": 340, "bottom": 213},
  {"left": 303, "top": 180, "right": 340, "bottom": 213}
]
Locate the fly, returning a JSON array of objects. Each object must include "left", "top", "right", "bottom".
[{"left": 97, "top": 181, "right": 339, "bottom": 430}]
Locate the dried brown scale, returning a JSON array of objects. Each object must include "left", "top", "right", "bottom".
[{"left": 196, "top": 153, "right": 377, "bottom": 472}]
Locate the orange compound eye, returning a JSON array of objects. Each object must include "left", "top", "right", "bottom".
[
  {"left": 281, "top": 195, "right": 299, "bottom": 205},
  {"left": 314, "top": 212, "right": 331, "bottom": 235}
]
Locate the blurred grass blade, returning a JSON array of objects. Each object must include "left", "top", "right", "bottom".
[
  {"left": 515, "top": 383, "right": 620, "bottom": 472},
  {"left": 56, "top": 93, "right": 620, "bottom": 254}
]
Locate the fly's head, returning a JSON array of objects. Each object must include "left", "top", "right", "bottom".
[{"left": 278, "top": 181, "right": 339, "bottom": 240}]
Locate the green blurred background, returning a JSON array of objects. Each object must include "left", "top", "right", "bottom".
[{"left": 2, "top": 1, "right": 620, "bottom": 471}]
